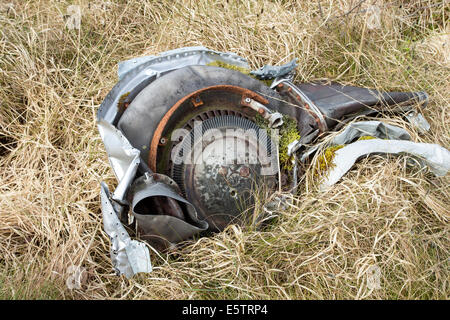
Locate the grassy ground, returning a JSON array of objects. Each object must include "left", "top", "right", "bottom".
[{"left": 0, "top": 0, "right": 448, "bottom": 299}]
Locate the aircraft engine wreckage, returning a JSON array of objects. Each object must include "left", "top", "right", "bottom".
[{"left": 97, "top": 47, "right": 450, "bottom": 278}]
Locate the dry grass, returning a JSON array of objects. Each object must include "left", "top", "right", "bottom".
[{"left": 0, "top": 0, "right": 448, "bottom": 299}]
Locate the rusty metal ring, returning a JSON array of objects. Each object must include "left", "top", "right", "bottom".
[{"left": 148, "top": 85, "right": 269, "bottom": 171}]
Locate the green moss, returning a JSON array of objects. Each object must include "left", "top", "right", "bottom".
[
  {"left": 206, "top": 61, "right": 273, "bottom": 86},
  {"left": 357, "top": 135, "right": 376, "bottom": 141},
  {"left": 278, "top": 115, "right": 301, "bottom": 170},
  {"left": 207, "top": 60, "right": 250, "bottom": 74},
  {"left": 254, "top": 113, "right": 268, "bottom": 129},
  {"left": 315, "top": 144, "right": 345, "bottom": 174},
  {"left": 256, "top": 114, "right": 301, "bottom": 171},
  {"left": 315, "top": 136, "right": 377, "bottom": 175}
]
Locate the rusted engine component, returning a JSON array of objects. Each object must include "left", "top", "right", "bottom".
[
  {"left": 171, "top": 115, "right": 278, "bottom": 232},
  {"left": 117, "top": 65, "right": 295, "bottom": 168},
  {"left": 117, "top": 68, "right": 285, "bottom": 236},
  {"left": 98, "top": 47, "right": 433, "bottom": 272},
  {"left": 241, "top": 97, "right": 284, "bottom": 128},
  {"left": 274, "top": 80, "right": 328, "bottom": 133}
]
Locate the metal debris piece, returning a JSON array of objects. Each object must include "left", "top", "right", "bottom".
[
  {"left": 97, "top": 47, "right": 447, "bottom": 277},
  {"left": 301, "top": 121, "right": 412, "bottom": 162},
  {"left": 98, "top": 120, "right": 140, "bottom": 204},
  {"left": 241, "top": 97, "right": 284, "bottom": 128},
  {"left": 130, "top": 173, "right": 208, "bottom": 251},
  {"left": 405, "top": 111, "right": 431, "bottom": 133},
  {"left": 331, "top": 121, "right": 412, "bottom": 144},
  {"left": 274, "top": 79, "right": 329, "bottom": 133},
  {"left": 100, "top": 182, "right": 152, "bottom": 278},
  {"left": 320, "top": 139, "right": 450, "bottom": 189},
  {"left": 117, "top": 55, "right": 156, "bottom": 80},
  {"left": 263, "top": 193, "right": 290, "bottom": 216},
  {"left": 250, "top": 58, "right": 297, "bottom": 80},
  {"left": 171, "top": 115, "right": 278, "bottom": 232},
  {"left": 277, "top": 81, "right": 428, "bottom": 131},
  {"left": 307, "top": 121, "right": 449, "bottom": 189}
]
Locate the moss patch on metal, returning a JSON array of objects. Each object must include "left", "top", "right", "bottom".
[
  {"left": 315, "top": 136, "right": 376, "bottom": 174},
  {"left": 206, "top": 61, "right": 273, "bottom": 86},
  {"left": 256, "top": 113, "right": 300, "bottom": 171},
  {"left": 357, "top": 135, "right": 376, "bottom": 141},
  {"left": 315, "top": 145, "right": 345, "bottom": 174}
]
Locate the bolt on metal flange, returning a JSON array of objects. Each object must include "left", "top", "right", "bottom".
[{"left": 241, "top": 96, "right": 283, "bottom": 128}]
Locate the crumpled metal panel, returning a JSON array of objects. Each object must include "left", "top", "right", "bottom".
[
  {"left": 96, "top": 47, "right": 252, "bottom": 277},
  {"left": 130, "top": 173, "right": 209, "bottom": 252},
  {"left": 313, "top": 121, "right": 449, "bottom": 189},
  {"left": 332, "top": 121, "right": 412, "bottom": 144},
  {"left": 320, "top": 139, "right": 450, "bottom": 189},
  {"left": 98, "top": 119, "right": 140, "bottom": 203},
  {"left": 118, "top": 55, "right": 156, "bottom": 80},
  {"left": 250, "top": 58, "right": 297, "bottom": 79},
  {"left": 100, "top": 182, "right": 152, "bottom": 278}
]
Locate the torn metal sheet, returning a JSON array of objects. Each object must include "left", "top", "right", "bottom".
[
  {"left": 100, "top": 182, "right": 152, "bottom": 278},
  {"left": 130, "top": 173, "right": 208, "bottom": 251},
  {"left": 250, "top": 58, "right": 298, "bottom": 80},
  {"left": 98, "top": 119, "right": 140, "bottom": 204},
  {"left": 118, "top": 55, "right": 156, "bottom": 80},
  {"left": 332, "top": 120, "right": 412, "bottom": 144},
  {"left": 320, "top": 139, "right": 450, "bottom": 189}
]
